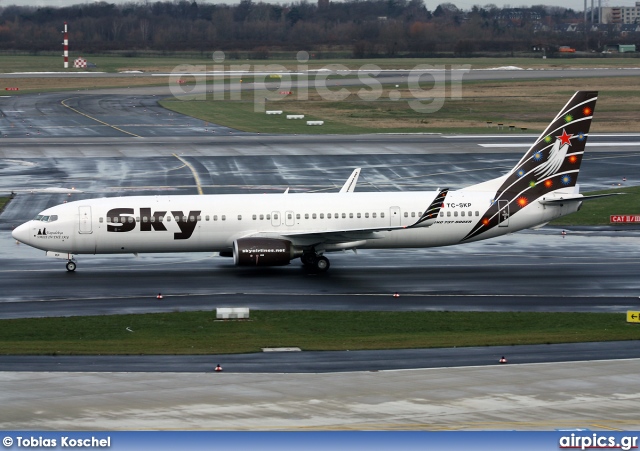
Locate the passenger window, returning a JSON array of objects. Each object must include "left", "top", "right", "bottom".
[
  {"left": 296, "top": 214, "right": 300, "bottom": 219},
  {"left": 381, "top": 213, "right": 385, "bottom": 218},
  {"left": 475, "top": 211, "right": 479, "bottom": 216},
  {"left": 238, "top": 215, "right": 242, "bottom": 220},
  {"left": 468, "top": 211, "right": 472, "bottom": 217},
  {"left": 372, "top": 213, "right": 376, "bottom": 218},
  {"left": 159, "top": 216, "right": 164, "bottom": 222},
  {"left": 151, "top": 216, "right": 156, "bottom": 222},
  {"left": 182, "top": 216, "right": 187, "bottom": 222},
  {"left": 327, "top": 213, "right": 331, "bottom": 219},
  {"left": 365, "top": 213, "right": 369, "bottom": 218},
  {"left": 305, "top": 214, "right": 309, "bottom": 219},
  {"left": 99, "top": 217, "right": 103, "bottom": 223},
  {"left": 357, "top": 213, "right": 361, "bottom": 218},
  {"left": 404, "top": 212, "right": 408, "bottom": 218},
  {"left": 439, "top": 212, "right": 444, "bottom": 217},
  {"left": 274, "top": 214, "right": 278, "bottom": 220},
  {"left": 196, "top": 216, "right": 201, "bottom": 221},
  {"left": 213, "top": 215, "right": 218, "bottom": 221},
  {"left": 260, "top": 214, "right": 264, "bottom": 220},
  {"left": 288, "top": 213, "right": 292, "bottom": 220},
  {"left": 342, "top": 213, "right": 346, "bottom": 219},
  {"left": 205, "top": 215, "right": 210, "bottom": 221},
  {"left": 447, "top": 212, "right": 451, "bottom": 217},
  {"left": 335, "top": 213, "right": 339, "bottom": 218},
  {"left": 222, "top": 215, "right": 226, "bottom": 221},
  {"left": 136, "top": 217, "right": 140, "bottom": 222},
  {"left": 349, "top": 213, "right": 353, "bottom": 218},
  {"left": 411, "top": 212, "right": 416, "bottom": 218},
  {"left": 128, "top": 217, "right": 134, "bottom": 223},
  {"left": 266, "top": 214, "right": 271, "bottom": 220},
  {"left": 320, "top": 213, "right": 324, "bottom": 219},
  {"left": 252, "top": 215, "right": 257, "bottom": 220},
  {"left": 312, "top": 213, "right": 317, "bottom": 219},
  {"left": 454, "top": 211, "right": 458, "bottom": 217},
  {"left": 461, "top": 211, "right": 465, "bottom": 217},
  {"left": 142, "top": 217, "right": 148, "bottom": 223}
]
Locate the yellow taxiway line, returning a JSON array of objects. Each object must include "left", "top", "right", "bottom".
[{"left": 61, "top": 97, "right": 141, "bottom": 138}]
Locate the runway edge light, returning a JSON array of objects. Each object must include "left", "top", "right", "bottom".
[{"left": 626, "top": 311, "right": 640, "bottom": 323}]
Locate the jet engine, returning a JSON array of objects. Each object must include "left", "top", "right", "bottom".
[{"left": 233, "top": 238, "right": 301, "bottom": 266}]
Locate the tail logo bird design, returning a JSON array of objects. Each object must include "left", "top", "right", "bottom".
[{"left": 534, "top": 130, "right": 573, "bottom": 180}]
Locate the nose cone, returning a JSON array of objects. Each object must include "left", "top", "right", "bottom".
[{"left": 12, "top": 221, "right": 31, "bottom": 244}]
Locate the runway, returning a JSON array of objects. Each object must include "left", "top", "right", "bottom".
[
  {"left": 1, "top": 79, "right": 640, "bottom": 431},
  {"left": 2, "top": 148, "right": 640, "bottom": 319}
]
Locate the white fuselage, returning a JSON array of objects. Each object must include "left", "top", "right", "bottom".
[{"left": 12, "top": 188, "right": 575, "bottom": 255}]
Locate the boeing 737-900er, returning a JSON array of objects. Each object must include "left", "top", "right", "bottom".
[{"left": 12, "top": 91, "right": 613, "bottom": 272}]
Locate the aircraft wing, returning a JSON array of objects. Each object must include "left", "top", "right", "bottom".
[
  {"left": 339, "top": 168, "right": 361, "bottom": 193},
  {"left": 253, "top": 188, "right": 448, "bottom": 248}
]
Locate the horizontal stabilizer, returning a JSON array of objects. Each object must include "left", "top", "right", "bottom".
[{"left": 538, "top": 192, "right": 624, "bottom": 205}]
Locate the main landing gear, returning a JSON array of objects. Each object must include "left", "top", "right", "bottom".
[
  {"left": 301, "top": 251, "right": 330, "bottom": 273},
  {"left": 66, "top": 260, "right": 77, "bottom": 272}
]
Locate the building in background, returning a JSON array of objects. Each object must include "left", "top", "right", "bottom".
[{"left": 600, "top": 2, "right": 640, "bottom": 24}]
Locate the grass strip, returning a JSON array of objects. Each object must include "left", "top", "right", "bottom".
[
  {"left": 160, "top": 77, "right": 640, "bottom": 134},
  {"left": 4, "top": 55, "right": 640, "bottom": 74},
  {"left": 0, "top": 310, "right": 638, "bottom": 355}
]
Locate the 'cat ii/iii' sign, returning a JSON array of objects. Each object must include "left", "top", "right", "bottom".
[{"left": 610, "top": 215, "right": 640, "bottom": 223}]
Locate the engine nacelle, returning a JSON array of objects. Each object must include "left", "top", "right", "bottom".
[{"left": 233, "top": 238, "right": 299, "bottom": 266}]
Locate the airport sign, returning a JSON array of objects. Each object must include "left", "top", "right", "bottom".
[
  {"left": 627, "top": 311, "right": 640, "bottom": 323},
  {"left": 610, "top": 215, "right": 640, "bottom": 223}
]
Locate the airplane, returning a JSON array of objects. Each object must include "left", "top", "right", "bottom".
[{"left": 12, "top": 91, "right": 613, "bottom": 273}]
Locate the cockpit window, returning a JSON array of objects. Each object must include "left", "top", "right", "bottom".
[{"left": 33, "top": 214, "right": 58, "bottom": 222}]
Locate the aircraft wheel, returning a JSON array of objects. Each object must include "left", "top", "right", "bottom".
[
  {"left": 66, "top": 261, "right": 77, "bottom": 272},
  {"left": 301, "top": 253, "right": 316, "bottom": 267},
  {"left": 315, "top": 256, "right": 330, "bottom": 272}
]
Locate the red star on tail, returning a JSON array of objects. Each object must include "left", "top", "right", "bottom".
[{"left": 557, "top": 129, "right": 573, "bottom": 146}]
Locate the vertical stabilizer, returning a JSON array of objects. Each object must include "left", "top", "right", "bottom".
[{"left": 462, "top": 91, "right": 598, "bottom": 241}]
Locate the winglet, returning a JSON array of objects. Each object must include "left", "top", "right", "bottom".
[
  {"left": 339, "top": 168, "right": 361, "bottom": 193},
  {"left": 408, "top": 188, "right": 448, "bottom": 228}
]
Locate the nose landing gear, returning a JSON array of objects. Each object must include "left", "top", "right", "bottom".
[{"left": 66, "top": 260, "right": 77, "bottom": 272}]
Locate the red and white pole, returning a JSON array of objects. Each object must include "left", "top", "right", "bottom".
[{"left": 63, "top": 22, "right": 68, "bottom": 69}]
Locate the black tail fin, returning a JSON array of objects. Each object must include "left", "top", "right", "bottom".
[
  {"left": 509, "top": 90, "right": 597, "bottom": 188},
  {"left": 463, "top": 91, "right": 598, "bottom": 241}
]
